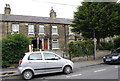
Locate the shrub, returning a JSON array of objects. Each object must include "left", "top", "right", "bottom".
[
  {"left": 100, "top": 36, "right": 120, "bottom": 50},
  {"left": 68, "top": 40, "right": 94, "bottom": 58},
  {"left": 100, "top": 40, "right": 114, "bottom": 50},
  {"left": 2, "top": 33, "right": 31, "bottom": 67},
  {"left": 114, "top": 36, "right": 120, "bottom": 49}
]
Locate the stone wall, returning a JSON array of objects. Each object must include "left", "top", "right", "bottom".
[{"left": 1, "top": 21, "right": 70, "bottom": 51}]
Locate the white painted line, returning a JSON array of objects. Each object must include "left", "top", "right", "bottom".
[
  {"left": 66, "top": 73, "right": 82, "bottom": 78},
  {"left": 94, "top": 69, "right": 106, "bottom": 73}
]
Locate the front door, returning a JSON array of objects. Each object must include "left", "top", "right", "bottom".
[{"left": 44, "top": 39, "right": 48, "bottom": 50}]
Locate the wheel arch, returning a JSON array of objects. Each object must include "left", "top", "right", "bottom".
[
  {"left": 63, "top": 65, "right": 72, "bottom": 71},
  {"left": 22, "top": 69, "right": 34, "bottom": 75}
]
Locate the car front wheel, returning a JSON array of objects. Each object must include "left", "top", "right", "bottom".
[
  {"left": 63, "top": 66, "right": 72, "bottom": 74},
  {"left": 22, "top": 70, "right": 34, "bottom": 80}
]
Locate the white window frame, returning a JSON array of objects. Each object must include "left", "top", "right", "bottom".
[
  {"left": 28, "top": 25, "right": 34, "bottom": 34},
  {"left": 39, "top": 25, "right": 45, "bottom": 35},
  {"left": 52, "top": 39, "right": 59, "bottom": 49},
  {"left": 11, "top": 24, "right": 19, "bottom": 34},
  {"left": 52, "top": 26, "right": 58, "bottom": 35},
  {"left": 69, "top": 27, "right": 74, "bottom": 35}
]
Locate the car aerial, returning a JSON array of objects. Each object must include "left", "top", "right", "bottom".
[
  {"left": 18, "top": 51, "right": 74, "bottom": 80},
  {"left": 103, "top": 47, "right": 120, "bottom": 64}
]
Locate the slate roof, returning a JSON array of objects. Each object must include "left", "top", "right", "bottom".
[{"left": 0, "top": 14, "right": 72, "bottom": 25}]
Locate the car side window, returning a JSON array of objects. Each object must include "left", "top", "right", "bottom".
[
  {"left": 113, "top": 49, "right": 120, "bottom": 53},
  {"left": 116, "top": 49, "right": 120, "bottom": 53},
  {"left": 43, "top": 53, "right": 60, "bottom": 60},
  {"left": 28, "top": 53, "right": 42, "bottom": 60}
]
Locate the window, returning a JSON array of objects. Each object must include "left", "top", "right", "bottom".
[
  {"left": 113, "top": 48, "right": 120, "bottom": 53},
  {"left": 39, "top": 25, "right": 44, "bottom": 34},
  {"left": 12, "top": 24, "right": 19, "bottom": 34},
  {"left": 52, "top": 39, "right": 59, "bottom": 49},
  {"left": 28, "top": 53, "right": 42, "bottom": 60},
  {"left": 52, "top": 26, "right": 58, "bottom": 35},
  {"left": 28, "top": 25, "right": 34, "bottom": 34},
  {"left": 69, "top": 27, "right": 74, "bottom": 35},
  {"left": 43, "top": 53, "right": 60, "bottom": 60}
]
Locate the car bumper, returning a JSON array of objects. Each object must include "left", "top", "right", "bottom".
[
  {"left": 103, "top": 58, "right": 120, "bottom": 63},
  {"left": 18, "top": 66, "right": 24, "bottom": 74}
]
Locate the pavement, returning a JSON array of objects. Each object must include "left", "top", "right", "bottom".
[{"left": 0, "top": 58, "right": 104, "bottom": 78}]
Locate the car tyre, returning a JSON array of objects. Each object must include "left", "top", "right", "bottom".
[
  {"left": 63, "top": 66, "right": 72, "bottom": 74},
  {"left": 22, "top": 70, "right": 34, "bottom": 80}
]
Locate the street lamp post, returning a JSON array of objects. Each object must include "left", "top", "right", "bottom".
[{"left": 93, "top": 38, "right": 97, "bottom": 60}]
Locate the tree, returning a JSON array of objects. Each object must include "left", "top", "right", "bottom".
[
  {"left": 2, "top": 33, "right": 31, "bottom": 66},
  {"left": 72, "top": 2, "right": 120, "bottom": 49}
]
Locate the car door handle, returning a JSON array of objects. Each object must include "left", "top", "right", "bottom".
[
  {"left": 29, "top": 62, "right": 32, "bottom": 63},
  {"left": 46, "top": 62, "right": 49, "bottom": 63}
]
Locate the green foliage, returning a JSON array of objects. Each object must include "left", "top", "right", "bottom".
[
  {"left": 114, "top": 36, "right": 120, "bottom": 49},
  {"left": 72, "top": 2, "right": 120, "bottom": 49},
  {"left": 2, "top": 33, "right": 31, "bottom": 67},
  {"left": 68, "top": 40, "right": 94, "bottom": 57},
  {"left": 100, "top": 40, "right": 114, "bottom": 50},
  {"left": 100, "top": 36, "right": 120, "bottom": 50}
]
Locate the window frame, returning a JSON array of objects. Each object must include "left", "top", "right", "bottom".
[
  {"left": 11, "top": 24, "right": 19, "bottom": 34},
  {"left": 52, "top": 39, "right": 59, "bottom": 49},
  {"left": 69, "top": 27, "right": 74, "bottom": 35},
  {"left": 28, "top": 24, "right": 34, "bottom": 34},
  {"left": 52, "top": 26, "right": 58, "bottom": 35},
  {"left": 39, "top": 25, "right": 45, "bottom": 35}
]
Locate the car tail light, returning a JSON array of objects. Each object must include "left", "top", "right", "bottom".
[{"left": 19, "top": 60, "right": 22, "bottom": 64}]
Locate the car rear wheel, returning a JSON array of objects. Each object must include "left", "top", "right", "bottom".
[
  {"left": 63, "top": 66, "right": 72, "bottom": 74},
  {"left": 23, "top": 70, "right": 34, "bottom": 80}
]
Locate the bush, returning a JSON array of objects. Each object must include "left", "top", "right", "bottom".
[
  {"left": 100, "top": 36, "right": 120, "bottom": 50},
  {"left": 114, "top": 36, "right": 120, "bottom": 49},
  {"left": 100, "top": 40, "right": 114, "bottom": 50},
  {"left": 2, "top": 33, "right": 31, "bottom": 67},
  {"left": 68, "top": 40, "right": 94, "bottom": 58}
]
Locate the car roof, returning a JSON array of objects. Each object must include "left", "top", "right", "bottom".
[{"left": 25, "top": 51, "right": 54, "bottom": 55}]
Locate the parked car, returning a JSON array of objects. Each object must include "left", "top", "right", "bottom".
[
  {"left": 103, "top": 47, "right": 120, "bottom": 64},
  {"left": 18, "top": 51, "right": 74, "bottom": 80}
]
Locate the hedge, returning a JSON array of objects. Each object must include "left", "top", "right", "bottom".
[
  {"left": 68, "top": 40, "right": 94, "bottom": 58},
  {"left": 2, "top": 33, "right": 31, "bottom": 67}
]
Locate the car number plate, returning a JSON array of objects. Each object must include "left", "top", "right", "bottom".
[{"left": 106, "top": 59, "right": 111, "bottom": 61}]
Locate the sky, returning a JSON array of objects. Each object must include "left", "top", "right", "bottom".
[
  {"left": 0, "top": 0, "right": 83, "bottom": 19},
  {"left": 0, "top": 0, "right": 120, "bottom": 19}
]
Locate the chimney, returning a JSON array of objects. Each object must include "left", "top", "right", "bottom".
[
  {"left": 4, "top": 4, "right": 11, "bottom": 14},
  {"left": 50, "top": 7, "right": 56, "bottom": 19}
]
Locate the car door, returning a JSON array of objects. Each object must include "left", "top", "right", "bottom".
[
  {"left": 43, "top": 52, "right": 63, "bottom": 73},
  {"left": 27, "top": 53, "right": 45, "bottom": 74}
]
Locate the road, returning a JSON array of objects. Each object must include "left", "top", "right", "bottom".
[{"left": 2, "top": 64, "right": 120, "bottom": 81}]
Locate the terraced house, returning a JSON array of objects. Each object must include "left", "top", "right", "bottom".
[{"left": 0, "top": 4, "right": 82, "bottom": 52}]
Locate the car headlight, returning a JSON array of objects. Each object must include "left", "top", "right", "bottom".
[
  {"left": 112, "top": 56, "right": 119, "bottom": 59},
  {"left": 103, "top": 57, "right": 106, "bottom": 59}
]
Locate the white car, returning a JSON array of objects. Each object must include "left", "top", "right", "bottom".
[{"left": 18, "top": 51, "right": 74, "bottom": 80}]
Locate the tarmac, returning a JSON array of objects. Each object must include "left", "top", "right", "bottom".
[{"left": 0, "top": 58, "right": 104, "bottom": 78}]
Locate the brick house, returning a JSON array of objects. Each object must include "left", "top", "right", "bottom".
[{"left": 0, "top": 4, "right": 82, "bottom": 52}]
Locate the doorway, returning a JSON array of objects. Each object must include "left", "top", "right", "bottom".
[
  {"left": 32, "top": 38, "right": 42, "bottom": 51},
  {"left": 44, "top": 39, "right": 48, "bottom": 50}
]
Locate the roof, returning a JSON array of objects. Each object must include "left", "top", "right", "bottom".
[{"left": 0, "top": 14, "right": 72, "bottom": 25}]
